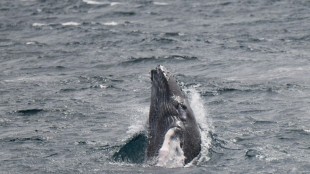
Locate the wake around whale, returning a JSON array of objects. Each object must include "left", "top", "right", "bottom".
[{"left": 147, "top": 65, "right": 201, "bottom": 167}]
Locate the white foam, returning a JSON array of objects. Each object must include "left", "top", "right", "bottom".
[
  {"left": 99, "top": 85, "right": 108, "bottom": 89},
  {"left": 61, "top": 22, "right": 81, "bottom": 26},
  {"left": 110, "top": 2, "right": 121, "bottom": 6},
  {"left": 82, "top": 0, "right": 108, "bottom": 5},
  {"left": 156, "top": 128, "right": 185, "bottom": 168},
  {"left": 153, "top": 2, "right": 169, "bottom": 6},
  {"left": 26, "top": 41, "right": 36, "bottom": 45},
  {"left": 32, "top": 23, "right": 46, "bottom": 27},
  {"left": 103, "top": 21, "right": 118, "bottom": 26},
  {"left": 186, "top": 87, "right": 212, "bottom": 165},
  {"left": 304, "top": 129, "right": 310, "bottom": 133}
]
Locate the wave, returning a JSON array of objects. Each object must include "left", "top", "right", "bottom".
[
  {"left": 120, "top": 55, "right": 198, "bottom": 65},
  {"left": 153, "top": 2, "right": 169, "bottom": 6},
  {"left": 3, "top": 136, "right": 45, "bottom": 143},
  {"left": 17, "top": 109, "right": 44, "bottom": 115},
  {"left": 201, "top": 80, "right": 306, "bottom": 96},
  {"left": 61, "top": 22, "right": 81, "bottom": 26},
  {"left": 82, "top": 0, "right": 109, "bottom": 5}
]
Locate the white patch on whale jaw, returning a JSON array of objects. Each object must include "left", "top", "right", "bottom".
[{"left": 156, "top": 128, "right": 185, "bottom": 168}]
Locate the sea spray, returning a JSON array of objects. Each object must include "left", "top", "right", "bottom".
[
  {"left": 126, "top": 106, "right": 149, "bottom": 135},
  {"left": 186, "top": 87, "right": 213, "bottom": 165}
]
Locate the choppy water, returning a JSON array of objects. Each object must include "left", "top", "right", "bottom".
[{"left": 1, "top": 0, "right": 310, "bottom": 173}]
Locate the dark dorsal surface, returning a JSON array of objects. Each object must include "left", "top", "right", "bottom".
[{"left": 147, "top": 65, "right": 201, "bottom": 164}]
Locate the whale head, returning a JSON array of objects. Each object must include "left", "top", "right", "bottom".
[
  {"left": 148, "top": 65, "right": 201, "bottom": 165},
  {"left": 150, "top": 65, "right": 188, "bottom": 127}
]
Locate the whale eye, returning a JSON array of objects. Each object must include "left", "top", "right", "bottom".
[
  {"left": 178, "top": 103, "right": 187, "bottom": 110},
  {"left": 181, "top": 104, "right": 187, "bottom": 110},
  {"left": 178, "top": 104, "right": 187, "bottom": 121}
]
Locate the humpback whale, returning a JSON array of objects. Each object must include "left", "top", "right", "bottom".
[{"left": 147, "top": 65, "right": 201, "bottom": 166}]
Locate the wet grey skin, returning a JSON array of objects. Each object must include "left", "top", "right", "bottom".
[{"left": 147, "top": 65, "right": 201, "bottom": 164}]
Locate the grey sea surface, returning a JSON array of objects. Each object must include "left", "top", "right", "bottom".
[{"left": 1, "top": 0, "right": 310, "bottom": 173}]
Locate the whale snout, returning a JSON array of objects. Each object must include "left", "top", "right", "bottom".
[{"left": 151, "top": 65, "right": 170, "bottom": 82}]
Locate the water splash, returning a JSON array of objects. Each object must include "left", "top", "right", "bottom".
[
  {"left": 126, "top": 105, "right": 148, "bottom": 135},
  {"left": 120, "top": 87, "right": 212, "bottom": 167},
  {"left": 185, "top": 87, "right": 213, "bottom": 166}
]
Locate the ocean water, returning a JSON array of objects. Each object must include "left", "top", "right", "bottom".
[{"left": 1, "top": 0, "right": 310, "bottom": 173}]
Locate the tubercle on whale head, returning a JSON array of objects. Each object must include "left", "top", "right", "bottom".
[
  {"left": 150, "top": 65, "right": 170, "bottom": 83},
  {"left": 150, "top": 65, "right": 184, "bottom": 98}
]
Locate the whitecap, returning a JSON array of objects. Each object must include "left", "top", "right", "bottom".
[
  {"left": 32, "top": 23, "right": 46, "bottom": 27},
  {"left": 110, "top": 2, "right": 121, "bottom": 6},
  {"left": 26, "top": 41, "right": 36, "bottom": 45},
  {"left": 61, "top": 22, "right": 81, "bottom": 26},
  {"left": 82, "top": 0, "right": 108, "bottom": 5},
  {"left": 153, "top": 2, "right": 169, "bottom": 6},
  {"left": 103, "top": 21, "right": 118, "bottom": 26},
  {"left": 99, "top": 85, "right": 108, "bottom": 89},
  {"left": 304, "top": 129, "right": 310, "bottom": 133}
]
